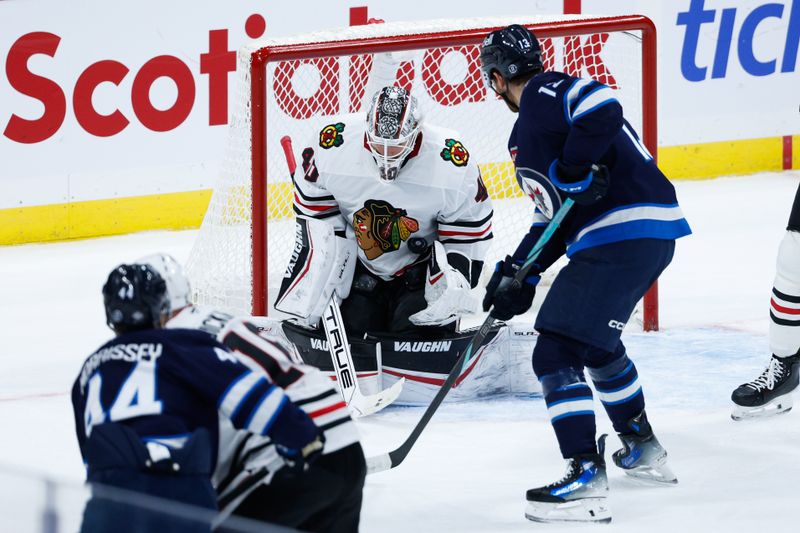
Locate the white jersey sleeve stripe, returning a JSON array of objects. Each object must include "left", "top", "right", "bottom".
[
  {"left": 571, "top": 86, "right": 619, "bottom": 122},
  {"left": 563, "top": 78, "right": 594, "bottom": 123},
  {"left": 217, "top": 370, "right": 262, "bottom": 414},
  {"left": 246, "top": 386, "right": 288, "bottom": 435}
]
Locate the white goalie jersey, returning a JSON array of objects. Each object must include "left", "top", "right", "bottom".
[{"left": 293, "top": 115, "right": 494, "bottom": 284}]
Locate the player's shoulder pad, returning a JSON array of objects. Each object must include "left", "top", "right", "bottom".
[
  {"left": 302, "top": 113, "right": 365, "bottom": 179},
  {"left": 519, "top": 71, "right": 572, "bottom": 118},
  {"left": 421, "top": 124, "right": 476, "bottom": 175},
  {"left": 523, "top": 72, "right": 619, "bottom": 126},
  {"left": 166, "top": 305, "right": 236, "bottom": 339},
  {"left": 156, "top": 327, "right": 222, "bottom": 346}
]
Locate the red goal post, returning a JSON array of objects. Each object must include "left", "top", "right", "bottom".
[{"left": 187, "top": 15, "right": 660, "bottom": 330}]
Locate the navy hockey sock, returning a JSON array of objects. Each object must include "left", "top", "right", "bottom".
[
  {"left": 587, "top": 352, "right": 645, "bottom": 435},
  {"left": 539, "top": 368, "right": 597, "bottom": 458}
]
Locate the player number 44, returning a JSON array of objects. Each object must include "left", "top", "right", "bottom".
[{"left": 83, "top": 361, "right": 163, "bottom": 437}]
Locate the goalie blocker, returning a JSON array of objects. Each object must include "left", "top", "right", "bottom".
[{"left": 283, "top": 320, "right": 541, "bottom": 405}]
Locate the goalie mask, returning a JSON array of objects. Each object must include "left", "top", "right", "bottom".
[{"left": 365, "top": 86, "right": 422, "bottom": 182}]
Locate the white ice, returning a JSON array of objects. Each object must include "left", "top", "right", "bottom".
[{"left": 1, "top": 172, "right": 799, "bottom": 532}]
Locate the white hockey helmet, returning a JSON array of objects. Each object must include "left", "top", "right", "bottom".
[
  {"left": 136, "top": 253, "right": 192, "bottom": 313},
  {"left": 365, "top": 86, "right": 422, "bottom": 182}
]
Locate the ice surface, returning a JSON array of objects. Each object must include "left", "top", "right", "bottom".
[{"left": 1, "top": 172, "right": 799, "bottom": 531}]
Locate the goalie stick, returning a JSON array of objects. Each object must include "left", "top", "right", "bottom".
[
  {"left": 280, "top": 135, "right": 404, "bottom": 418},
  {"left": 366, "top": 197, "right": 575, "bottom": 474}
]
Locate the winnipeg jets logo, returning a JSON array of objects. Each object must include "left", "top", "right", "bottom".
[
  {"left": 516, "top": 166, "right": 562, "bottom": 220},
  {"left": 529, "top": 186, "right": 551, "bottom": 218}
]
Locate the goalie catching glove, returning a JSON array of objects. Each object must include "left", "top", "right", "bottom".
[
  {"left": 274, "top": 218, "right": 357, "bottom": 325},
  {"left": 409, "top": 242, "right": 477, "bottom": 326},
  {"left": 482, "top": 256, "right": 540, "bottom": 321}
]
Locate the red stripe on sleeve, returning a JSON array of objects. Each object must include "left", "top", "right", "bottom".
[
  {"left": 771, "top": 298, "right": 800, "bottom": 315},
  {"left": 308, "top": 401, "right": 347, "bottom": 418},
  {"left": 294, "top": 193, "right": 337, "bottom": 212},
  {"left": 438, "top": 223, "right": 492, "bottom": 237}
]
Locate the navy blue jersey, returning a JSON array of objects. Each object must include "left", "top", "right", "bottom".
[
  {"left": 508, "top": 71, "right": 691, "bottom": 269},
  {"left": 71, "top": 328, "right": 299, "bottom": 467}
]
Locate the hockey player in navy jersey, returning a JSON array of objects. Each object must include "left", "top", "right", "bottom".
[
  {"left": 480, "top": 25, "right": 691, "bottom": 523},
  {"left": 71, "top": 263, "right": 323, "bottom": 532},
  {"left": 138, "top": 253, "right": 366, "bottom": 533}
]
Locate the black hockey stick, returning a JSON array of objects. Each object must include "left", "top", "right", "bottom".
[{"left": 366, "top": 197, "right": 575, "bottom": 474}]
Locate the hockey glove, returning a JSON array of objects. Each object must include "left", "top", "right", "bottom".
[
  {"left": 276, "top": 435, "right": 326, "bottom": 474},
  {"left": 409, "top": 242, "right": 477, "bottom": 326},
  {"left": 548, "top": 160, "right": 610, "bottom": 206},
  {"left": 267, "top": 395, "right": 325, "bottom": 473},
  {"left": 482, "top": 256, "right": 540, "bottom": 321}
]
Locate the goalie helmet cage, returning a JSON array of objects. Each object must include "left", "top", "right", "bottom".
[{"left": 186, "top": 15, "right": 659, "bottom": 330}]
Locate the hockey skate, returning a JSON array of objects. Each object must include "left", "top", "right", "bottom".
[
  {"left": 731, "top": 353, "right": 800, "bottom": 421},
  {"left": 525, "top": 435, "right": 611, "bottom": 524},
  {"left": 612, "top": 411, "right": 677, "bottom": 485}
]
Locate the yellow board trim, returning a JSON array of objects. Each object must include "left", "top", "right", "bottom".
[
  {"left": 794, "top": 135, "right": 800, "bottom": 171},
  {"left": 658, "top": 136, "right": 784, "bottom": 180},
  {"left": 0, "top": 190, "right": 211, "bottom": 245},
  {"left": 0, "top": 134, "right": 796, "bottom": 246}
]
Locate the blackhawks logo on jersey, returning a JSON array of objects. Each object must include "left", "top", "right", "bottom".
[
  {"left": 440, "top": 138, "right": 469, "bottom": 167},
  {"left": 353, "top": 200, "right": 420, "bottom": 260},
  {"left": 319, "top": 122, "right": 345, "bottom": 149}
]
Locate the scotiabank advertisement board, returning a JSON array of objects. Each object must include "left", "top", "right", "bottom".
[{"left": 0, "top": 0, "right": 798, "bottom": 244}]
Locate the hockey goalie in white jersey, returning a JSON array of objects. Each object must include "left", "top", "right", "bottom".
[
  {"left": 272, "top": 85, "right": 541, "bottom": 405},
  {"left": 276, "top": 85, "right": 493, "bottom": 336}
]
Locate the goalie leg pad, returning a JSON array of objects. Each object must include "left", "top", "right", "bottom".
[
  {"left": 274, "top": 218, "right": 357, "bottom": 324},
  {"left": 281, "top": 320, "right": 382, "bottom": 396},
  {"left": 376, "top": 324, "right": 540, "bottom": 404}
]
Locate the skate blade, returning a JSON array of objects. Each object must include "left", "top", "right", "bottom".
[
  {"left": 525, "top": 498, "right": 612, "bottom": 524},
  {"left": 623, "top": 464, "right": 678, "bottom": 485},
  {"left": 731, "top": 394, "right": 793, "bottom": 421}
]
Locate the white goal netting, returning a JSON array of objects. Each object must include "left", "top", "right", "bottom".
[{"left": 186, "top": 15, "right": 650, "bottom": 321}]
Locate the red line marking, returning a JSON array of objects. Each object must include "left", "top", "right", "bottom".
[
  {"left": 784, "top": 135, "right": 793, "bottom": 170},
  {"left": 771, "top": 298, "right": 800, "bottom": 315},
  {"left": 429, "top": 272, "right": 444, "bottom": 285},
  {"left": 0, "top": 391, "right": 68, "bottom": 402}
]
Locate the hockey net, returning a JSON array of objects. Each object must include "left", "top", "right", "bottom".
[{"left": 186, "top": 15, "right": 659, "bottom": 329}]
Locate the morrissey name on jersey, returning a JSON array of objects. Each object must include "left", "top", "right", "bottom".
[{"left": 78, "top": 342, "right": 162, "bottom": 393}]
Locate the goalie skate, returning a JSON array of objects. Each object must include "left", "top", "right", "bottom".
[{"left": 525, "top": 435, "right": 612, "bottom": 524}]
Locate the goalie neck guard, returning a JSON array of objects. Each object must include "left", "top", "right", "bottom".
[{"left": 365, "top": 86, "right": 422, "bottom": 182}]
